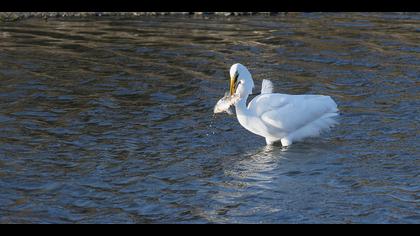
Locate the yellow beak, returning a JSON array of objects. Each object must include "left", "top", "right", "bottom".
[{"left": 230, "top": 76, "right": 236, "bottom": 96}]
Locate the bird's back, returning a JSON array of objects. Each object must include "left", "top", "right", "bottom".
[{"left": 249, "top": 93, "right": 338, "bottom": 133}]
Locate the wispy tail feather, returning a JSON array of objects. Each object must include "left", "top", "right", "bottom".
[{"left": 261, "top": 79, "right": 274, "bottom": 94}]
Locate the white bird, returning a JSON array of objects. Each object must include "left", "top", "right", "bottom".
[{"left": 228, "top": 63, "right": 339, "bottom": 146}]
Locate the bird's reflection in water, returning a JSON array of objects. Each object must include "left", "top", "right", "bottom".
[
  {"left": 201, "top": 143, "right": 333, "bottom": 223},
  {"left": 200, "top": 144, "right": 292, "bottom": 223},
  {"left": 225, "top": 144, "right": 289, "bottom": 187}
]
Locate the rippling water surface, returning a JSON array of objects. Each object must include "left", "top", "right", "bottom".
[{"left": 0, "top": 13, "right": 419, "bottom": 223}]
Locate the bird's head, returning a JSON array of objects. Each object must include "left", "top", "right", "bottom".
[{"left": 229, "top": 63, "right": 254, "bottom": 97}]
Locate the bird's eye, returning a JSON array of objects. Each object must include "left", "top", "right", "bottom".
[
  {"left": 234, "top": 71, "right": 239, "bottom": 81},
  {"left": 233, "top": 71, "right": 239, "bottom": 86},
  {"left": 234, "top": 79, "right": 240, "bottom": 90}
]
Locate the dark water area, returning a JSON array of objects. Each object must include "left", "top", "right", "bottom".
[{"left": 0, "top": 13, "right": 419, "bottom": 223}]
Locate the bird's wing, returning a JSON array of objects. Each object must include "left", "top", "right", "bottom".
[
  {"left": 258, "top": 94, "right": 338, "bottom": 132},
  {"left": 247, "top": 93, "right": 289, "bottom": 116},
  {"left": 261, "top": 79, "right": 274, "bottom": 94}
]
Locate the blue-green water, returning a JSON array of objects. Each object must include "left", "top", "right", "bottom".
[{"left": 0, "top": 13, "right": 419, "bottom": 223}]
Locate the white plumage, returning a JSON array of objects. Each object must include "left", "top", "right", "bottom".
[{"left": 228, "top": 63, "right": 339, "bottom": 146}]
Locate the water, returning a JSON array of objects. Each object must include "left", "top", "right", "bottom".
[{"left": 0, "top": 13, "right": 419, "bottom": 223}]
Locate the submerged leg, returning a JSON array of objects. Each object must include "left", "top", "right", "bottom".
[
  {"left": 281, "top": 137, "right": 292, "bottom": 146},
  {"left": 265, "top": 137, "right": 280, "bottom": 145}
]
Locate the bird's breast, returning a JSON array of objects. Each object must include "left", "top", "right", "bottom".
[{"left": 236, "top": 112, "right": 268, "bottom": 137}]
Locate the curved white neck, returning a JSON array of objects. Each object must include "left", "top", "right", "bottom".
[{"left": 235, "top": 95, "right": 250, "bottom": 117}]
